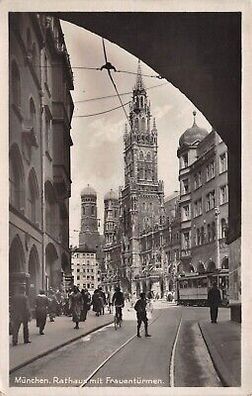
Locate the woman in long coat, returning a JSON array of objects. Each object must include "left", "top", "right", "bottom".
[
  {"left": 80, "top": 288, "right": 91, "bottom": 322},
  {"left": 35, "top": 290, "right": 49, "bottom": 335},
  {"left": 69, "top": 286, "right": 83, "bottom": 329},
  {"left": 92, "top": 289, "right": 102, "bottom": 316}
]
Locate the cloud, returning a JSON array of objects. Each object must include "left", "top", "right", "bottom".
[
  {"left": 88, "top": 117, "right": 125, "bottom": 147},
  {"left": 153, "top": 104, "right": 173, "bottom": 120}
]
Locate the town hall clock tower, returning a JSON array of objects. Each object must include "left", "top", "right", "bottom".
[{"left": 121, "top": 61, "right": 164, "bottom": 293}]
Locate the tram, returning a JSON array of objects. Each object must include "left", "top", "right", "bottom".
[{"left": 176, "top": 268, "right": 229, "bottom": 307}]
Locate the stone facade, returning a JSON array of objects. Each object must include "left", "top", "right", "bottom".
[
  {"left": 100, "top": 69, "right": 229, "bottom": 300},
  {"left": 9, "top": 13, "right": 74, "bottom": 308},
  {"left": 71, "top": 248, "right": 100, "bottom": 293},
  {"left": 177, "top": 114, "right": 229, "bottom": 276}
]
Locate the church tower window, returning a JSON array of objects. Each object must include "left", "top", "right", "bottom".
[{"left": 141, "top": 117, "right": 145, "bottom": 132}]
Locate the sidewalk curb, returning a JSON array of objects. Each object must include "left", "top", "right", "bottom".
[
  {"left": 198, "top": 322, "right": 240, "bottom": 387},
  {"left": 9, "top": 319, "right": 114, "bottom": 374}
]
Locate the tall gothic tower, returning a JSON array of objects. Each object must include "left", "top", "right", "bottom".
[
  {"left": 79, "top": 184, "right": 100, "bottom": 250},
  {"left": 121, "top": 60, "right": 164, "bottom": 286}
]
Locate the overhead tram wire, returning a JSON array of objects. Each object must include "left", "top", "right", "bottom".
[
  {"left": 21, "top": 63, "right": 164, "bottom": 80},
  {"left": 100, "top": 38, "right": 130, "bottom": 126},
  {"left": 74, "top": 82, "right": 167, "bottom": 104},
  {"left": 73, "top": 101, "right": 131, "bottom": 118}
]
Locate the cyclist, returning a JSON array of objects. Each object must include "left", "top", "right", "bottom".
[{"left": 112, "top": 286, "right": 124, "bottom": 322}]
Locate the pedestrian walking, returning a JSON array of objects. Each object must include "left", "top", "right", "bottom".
[
  {"left": 69, "top": 286, "right": 83, "bottom": 329},
  {"left": 55, "top": 290, "right": 63, "bottom": 316},
  {"left": 47, "top": 288, "right": 57, "bottom": 322},
  {"left": 134, "top": 292, "right": 151, "bottom": 338},
  {"left": 208, "top": 282, "right": 221, "bottom": 323},
  {"left": 35, "top": 290, "right": 49, "bottom": 335},
  {"left": 106, "top": 291, "right": 112, "bottom": 313},
  {"left": 92, "top": 289, "right": 103, "bottom": 316},
  {"left": 98, "top": 286, "right": 106, "bottom": 315},
  {"left": 10, "top": 284, "right": 31, "bottom": 346},
  {"left": 80, "top": 288, "right": 91, "bottom": 322}
]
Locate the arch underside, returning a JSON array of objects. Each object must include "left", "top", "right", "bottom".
[{"left": 54, "top": 12, "right": 241, "bottom": 243}]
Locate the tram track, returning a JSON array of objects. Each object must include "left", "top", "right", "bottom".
[
  {"left": 79, "top": 310, "right": 164, "bottom": 387},
  {"left": 10, "top": 305, "right": 224, "bottom": 388},
  {"left": 169, "top": 315, "right": 182, "bottom": 387},
  {"left": 169, "top": 313, "right": 222, "bottom": 387}
]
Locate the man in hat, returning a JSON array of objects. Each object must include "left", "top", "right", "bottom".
[
  {"left": 35, "top": 289, "right": 50, "bottom": 335},
  {"left": 208, "top": 282, "right": 221, "bottom": 323},
  {"left": 11, "top": 284, "right": 31, "bottom": 346},
  {"left": 134, "top": 292, "right": 151, "bottom": 338}
]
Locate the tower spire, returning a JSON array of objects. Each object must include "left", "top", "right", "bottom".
[
  {"left": 135, "top": 59, "right": 145, "bottom": 90},
  {"left": 192, "top": 110, "right": 197, "bottom": 126}
]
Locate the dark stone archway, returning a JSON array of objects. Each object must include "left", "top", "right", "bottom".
[{"left": 54, "top": 12, "right": 240, "bottom": 242}]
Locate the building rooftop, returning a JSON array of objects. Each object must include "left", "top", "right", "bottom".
[
  {"left": 104, "top": 189, "right": 118, "bottom": 201},
  {"left": 71, "top": 244, "right": 96, "bottom": 253},
  {"left": 179, "top": 111, "right": 208, "bottom": 147},
  {"left": 81, "top": 184, "right": 97, "bottom": 197}
]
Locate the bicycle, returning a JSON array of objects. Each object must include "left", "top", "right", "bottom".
[{"left": 114, "top": 305, "right": 123, "bottom": 330}]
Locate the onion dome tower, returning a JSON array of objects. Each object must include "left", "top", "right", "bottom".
[
  {"left": 177, "top": 111, "right": 208, "bottom": 169},
  {"left": 79, "top": 184, "right": 100, "bottom": 250},
  {"left": 179, "top": 110, "right": 208, "bottom": 148},
  {"left": 103, "top": 189, "right": 120, "bottom": 245}
]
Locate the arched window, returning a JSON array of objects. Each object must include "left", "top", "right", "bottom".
[
  {"left": 9, "top": 235, "right": 25, "bottom": 274},
  {"left": 135, "top": 118, "right": 139, "bottom": 130},
  {"left": 30, "top": 98, "right": 37, "bottom": 135},
  {"left": 139, "top": 151, "right": 144, "bottom": 161},
  {"left": 11, "top": 61, "right": 21, "bottom": 108},
  {"left": 27, "top": 169, "right": 39, "bottom": 224},
  {"left": 141, "top": 117, "right": 145, "bottom": 132},
  {"left": 201, "top": 226, "right": 205, "bottom": 244},
  {"left": 9, "top": 145, "right": 25, "bottom": 211},
  {"left": 146, "top": 152, "right": 151, "bottom": 161},
  {"left": 45, "top": 111, "right": 51, "bottom": 151},
  {"left": 196, "top": 228, "right": 201, "bottom": 245},
  {"left": 207, "top": 260, "right": 216, "bottom": 272},
  {"left": 221, "top": 256, "right": 229, "bottom": 269},
  {"left": 45, "top": 181, "right": 57, "bottom": 236},
  {"left": 138, "top": 166, "right": 144, "bottom": 180},
  {"left": 198, "top": 261, "right": 205, "bottom": 273},
  {"left": 189, "top": 265, "right": 195, "bottom": 273},
  {"left": 212, "top": 221, "right": 216, "bottom": 240},
  {"left": 221, "top": 218, "right": 227, "bottom": 239},
  {"left": 207, "top": 224, "right": 211, "bottom": 242}
]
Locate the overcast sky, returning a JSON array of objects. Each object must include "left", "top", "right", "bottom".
[{"left": 60, "top": 20, "right": 212, "bottom": 246}]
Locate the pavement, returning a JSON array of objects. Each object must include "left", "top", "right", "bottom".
[
  {"left": 9, "top": 310, "right": 114, "bottom": 373},
  {"left": 199, "top": 312, "right": 241, "bottom": 387},
  {"left": 9, "top": 301, "right": 241, "bottom": 388}
]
